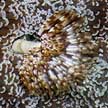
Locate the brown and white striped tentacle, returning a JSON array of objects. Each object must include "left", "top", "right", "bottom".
[{"left": 19, "top": 10, "right": 99, "bottom": 96}]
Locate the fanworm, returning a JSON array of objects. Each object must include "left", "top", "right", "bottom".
[{"left": 12, "top": 10, "right": 99, "bottom": 96}]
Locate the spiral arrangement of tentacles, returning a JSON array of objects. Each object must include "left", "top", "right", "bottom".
[{"left": 12, "top": 10, "right": 99, "bottom": 96}]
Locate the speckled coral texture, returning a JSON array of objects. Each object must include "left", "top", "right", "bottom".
[{"left": 0, "top": 0, "right": 108, "bottom": 108}]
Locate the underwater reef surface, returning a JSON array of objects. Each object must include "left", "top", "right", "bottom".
[{"left": 0, "top": 0, "right": 108, "bottom": 108}]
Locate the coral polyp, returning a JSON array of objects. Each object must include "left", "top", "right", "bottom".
[{"left": 13, "top": 10, "right": 99, "bottom": 96}]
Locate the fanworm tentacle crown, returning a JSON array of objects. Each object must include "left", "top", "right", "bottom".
[{"left": 13, "top": 10, "right": 99, "bottom": 96}]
